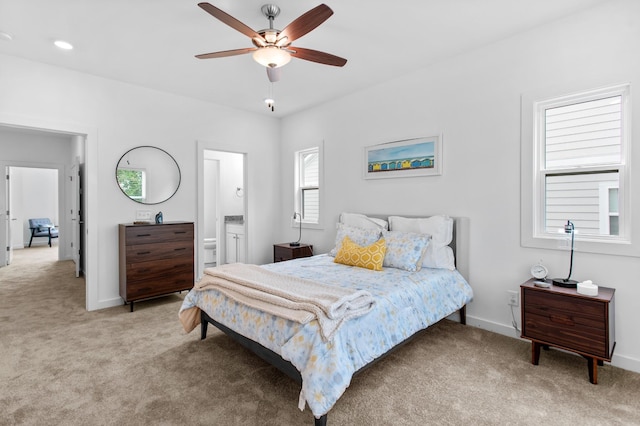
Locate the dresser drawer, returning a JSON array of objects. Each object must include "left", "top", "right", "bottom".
[
  {"left": 125, "top": 272, "right": 193, "bottom": 299},
  {"left": 124, "top": 223, "right": 193, "bottom": 245},
  {"left": 125, "top": 258, "right": 193, "bottom": 298},
  {"left": 125, "top": 240, "right": 193, "bottom": 263}
]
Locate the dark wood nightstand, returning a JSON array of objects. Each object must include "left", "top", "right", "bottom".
[
  {"left": 520, "top": 279, "right": 615, "bottom": 384},
  {"left": 273, "top": 243, "right": 313, "bottom": 263}
]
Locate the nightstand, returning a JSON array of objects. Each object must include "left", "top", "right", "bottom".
[
  {"left": 273, "top": 243, "right": 313, "bottom": 263},
  {"left": 520, "top": 279, "right": 615, "bottom": 384}
]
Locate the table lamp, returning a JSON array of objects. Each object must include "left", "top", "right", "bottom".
[
  {"left": 552, "top": 220, "right": 578, "bottom": 288},
  {"left": 290, "top": 212, "right": 302, "bottom": 247}
]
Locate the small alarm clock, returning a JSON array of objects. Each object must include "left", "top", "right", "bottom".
[{"left": 530, "top": 262, "right": 548, "bottom": 280}]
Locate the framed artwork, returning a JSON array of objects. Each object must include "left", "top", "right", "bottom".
[{"left": 364, "top": 135, "right": 442, "bottom": 179}]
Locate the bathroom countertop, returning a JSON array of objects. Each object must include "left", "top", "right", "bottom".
[{"left": 224, "top": 215, "right": 244, "bottom": 224}]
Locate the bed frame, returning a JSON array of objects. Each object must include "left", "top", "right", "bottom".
[{"left": 199, "top": 216, "right": 470, "bottom": 425}]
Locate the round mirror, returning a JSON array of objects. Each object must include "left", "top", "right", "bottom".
[{"left": 116, "top": 146, "right": 181, "bottom": 205}]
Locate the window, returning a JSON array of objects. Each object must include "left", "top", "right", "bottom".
[
  {"left": 116, "top": 168, "right": 146, "bottom": 202},
  {"left": 540, "top": 92, "right": 625, "bottom": 238},
  {"left": 521, "top": 83, "right": 636, "bottom": 256},
  {"left": 295, "top": 145, "right": 322, "bottom": 226}
]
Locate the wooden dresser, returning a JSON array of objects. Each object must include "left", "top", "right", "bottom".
[
  {"left": 520, "top": 279, "right": 615, "bottom": 384},
  {"left": 119, "top": 222, "right": 194, "bottom": 311}
]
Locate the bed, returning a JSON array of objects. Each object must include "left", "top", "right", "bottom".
[{"left": 179, "top": 214, "right": 473, "bottom": 425}]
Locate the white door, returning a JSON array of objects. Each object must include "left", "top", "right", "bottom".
[
  {"left": 70, "top": 163, "right": 81, "bottom": 277},
  {"left": 0, "top": 167, "right": 9, "bottom": 267}
]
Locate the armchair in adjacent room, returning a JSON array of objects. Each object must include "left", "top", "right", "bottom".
[{"left": 28, "top": 218, "right": 59, "bottom": 247}]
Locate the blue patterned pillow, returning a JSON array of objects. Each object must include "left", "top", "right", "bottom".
[
  {"left": 329, "top": 223, "right": 382, "bottom": 257},
  {"left": 381, "top": 230, "right": 430, "bottom": 272}
]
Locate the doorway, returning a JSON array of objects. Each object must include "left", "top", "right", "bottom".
[
  {"left": 197, "top": 143, "right": 247, "bottom": 279},
  {"left": 0, "top": 124, "right": 86, "bottom": 299},
  {"left": 8, "top": 166, "right": 59, "bottom": 259}
]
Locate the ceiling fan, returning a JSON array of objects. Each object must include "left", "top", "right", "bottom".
[{"left": 196, "top": 2, "right": 347, "bottom": 82}]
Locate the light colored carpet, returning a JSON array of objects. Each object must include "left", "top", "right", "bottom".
[{"left": 1, "top": 247, "right": 639, "bottom": 425}]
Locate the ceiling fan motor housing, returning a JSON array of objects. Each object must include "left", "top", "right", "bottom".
[{"left": 261, "top": 4, "right": 280, "bottom": 20}]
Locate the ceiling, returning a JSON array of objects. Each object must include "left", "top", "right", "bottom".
[{"left": 0, "top": 0, "right": 610, "bottom": 118}]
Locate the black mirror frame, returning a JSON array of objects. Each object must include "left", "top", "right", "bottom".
[{"left": 116, "top": 145, "right": 181, "bottom": 205}]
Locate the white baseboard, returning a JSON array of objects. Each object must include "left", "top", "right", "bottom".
[
  {"left": 466, "top": 314, "right": 640, "bottom": 375},
  {"left": 91, "top": 297, "right": 124, "bottom": 311}
]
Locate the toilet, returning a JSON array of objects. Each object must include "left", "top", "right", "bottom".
[{"left": 204, "top": 238, "right": 217, "bottom": 266}]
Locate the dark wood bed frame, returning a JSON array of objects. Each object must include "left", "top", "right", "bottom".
[{"left": 197, "top": 216, "right": 470, "bottom": 425}]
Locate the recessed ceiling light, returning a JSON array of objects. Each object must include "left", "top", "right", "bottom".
[
  {"left": 54, "top": 40, "right": 73, "bottom": 50},
  {"left": 0, "top": 31, "right": 13, "bottom": 42}
]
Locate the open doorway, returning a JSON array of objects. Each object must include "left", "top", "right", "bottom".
[
  {"left": 0, "top": 125, "right": 84, "bottom": 284},
  {"left": 9, "top": 166, "right": 59, "bottom": 256},
  {"left": 197, "top": 143, "right": 246, "bottom": 279}
]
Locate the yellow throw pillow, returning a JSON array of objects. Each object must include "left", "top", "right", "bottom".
[{"left": 334, "top": 235, "right": 386, "bottom": 271}]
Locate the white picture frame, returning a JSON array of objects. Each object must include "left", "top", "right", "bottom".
[{"left": 364, "top": 135, "right": 442, "bottom": 179}]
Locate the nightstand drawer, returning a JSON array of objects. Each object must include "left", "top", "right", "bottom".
[
  {"left": 525, "top": 291, "right": 605, "bottom": 322},
  {"left": 523, "top": 312, "right": 606, "bottom": 357},
  {"left": 273, "top": 243, "right": 313, "bottom": 262}
]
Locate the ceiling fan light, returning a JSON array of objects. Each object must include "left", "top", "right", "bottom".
[
  {"left": 275, "top": 36, "right": 289, "bottom": 48},
  {"left": 264, "top": 30, "right": 278, "bottom": 44},
  {"left": 253, "top": 46, "right": 291, "bottom": 68}
]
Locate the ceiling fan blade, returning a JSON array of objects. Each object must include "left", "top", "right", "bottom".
[
  {"left": 289, "top": 47, "right": 347, "bottom": 67},
  {"left": 198, "top": 2, "right": 263, "bottom": 41},
  {"left": 266, "top": 67, "right": 282, "bottom": 82},
  {"left": 195, "top": 47, "right": 256, "bottom": 59},
  {"left": 278, "top": 4, "right": 333, "bottom": 44}
]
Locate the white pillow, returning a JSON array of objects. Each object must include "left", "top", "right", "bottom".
[
  {"left": 388, "top": 215, "right": 455, "bottom": 270},
  {"left": 339, "top": 212, "right": 388, "bottom": 230},
  {"left": 329, "top": 223, "right": 382, "bottom": 257}
]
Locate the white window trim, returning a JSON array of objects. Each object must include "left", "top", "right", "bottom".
[
  {"left": 521, "top": 82, "right": 640, "bottom": 257},
  {"left": 294, "top": 142, "right": 324, "bottom": 230},
  {"left": 598, "top": 182, "right": 619, "bottom": 235}
]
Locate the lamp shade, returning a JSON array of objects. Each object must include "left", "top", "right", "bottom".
[{"left": 253, "top": 46, "right": 291, "bottom": 68}]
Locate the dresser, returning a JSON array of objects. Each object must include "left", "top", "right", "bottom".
[
  {"left": 119, "top": 222, "right": 194, "bottom": 311},
  {"left": 273, "top": 243, "right": 313, "bottom": 262},
  {"left": 520, "top": 279, "right": 615, "bottom": 384}
]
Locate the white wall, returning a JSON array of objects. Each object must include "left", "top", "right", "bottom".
[
  {"left": 0, "top": 53, "right": 281, "bottom": 310},
  {"left": 280, "top": 0, "right": 640, "bottom": 373},
  {"left": 10, "top": 167, "right": 58, "bottom": 246}
]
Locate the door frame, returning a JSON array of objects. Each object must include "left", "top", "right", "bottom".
[
  {"left": 196, "top": 140, "right": 247, "bottom": 280},
  {"left": 0, "top": 114, "right": 98, "bottom": 311}
]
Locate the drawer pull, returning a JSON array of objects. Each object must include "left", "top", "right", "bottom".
[
  {"left": 137, "top": 251, "right": 151, "bottom": 255},
  {"left": 174, "top": 231, "right": 187, "bottom": 234},
  {"left": 136, "top": 233, "right": 151, "bottom": 237},
  {"left": 173, "top": 248, "right": 186, "bottom": 251},
  {"left": 549, "top": 314, "right": 574, "bottom": 326}
]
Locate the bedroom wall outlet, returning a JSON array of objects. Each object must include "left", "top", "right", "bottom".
[
  {"left": 136, "top": 210, "right": 152, "bottom": 221},
  {"left": 507, "top": 290, "right": 519, "bottom": 307}
]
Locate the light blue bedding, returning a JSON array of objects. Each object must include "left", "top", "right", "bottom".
[{"left": 179, "top": 254, "right": 473, "bottom": 417}]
